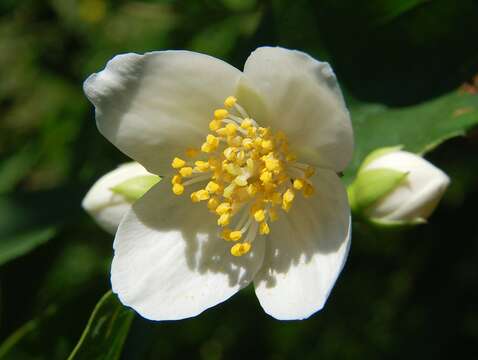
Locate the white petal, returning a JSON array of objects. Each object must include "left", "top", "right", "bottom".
[
  {"left": 82, "top": 162, "right": 151, "bottom": 234},
  {"left": 254, "top": 170, "right": 351, "bottom": 320},
  {"left": 242, "top": 47, "right": 353, "bottom": 172},
  {"left": 84, "top": 51, "right": 241, "bottom": 175},
  {"left": 111, "top": 180, "right": 265, "bottom": 320}
]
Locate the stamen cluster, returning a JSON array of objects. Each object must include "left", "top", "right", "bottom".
[{"left": 171, "top": 96, "right": 315, "bottom": 256}]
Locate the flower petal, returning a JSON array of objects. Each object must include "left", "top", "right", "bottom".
[
  {"left": 253, "top": 170, "right": 351, "bottom": 320},
  {"left": 84, "top": 51, "right": 242, "bottom": 175},
  {"left": 111, "top": 180, "right": 265, "bottom": 320},
  {"left": 242, "top": 47, "right": 353, "bottom": 172},
  {"left": 82, "top": 162, "right": 152, "bottom": 234}
]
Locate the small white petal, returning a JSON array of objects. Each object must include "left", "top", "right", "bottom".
[
  {"left": 242, "top": 47, "right": 353, "bottom": 172},
  {"left": 254, "top": 170, "right": 351, "bottom": 320},
  {"left": 363, "top": 151, "right": 450, "bottom": 221},
  {"left": 111, "top": 180, "right": 265, "bottom": 320},
  {"left": 82, "top": 162, "right": 152, "bottom": 234},
  {"left": 84, "top": 51, "right": 241, "bottom": 175}
]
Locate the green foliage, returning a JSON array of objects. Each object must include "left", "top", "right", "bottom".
[
  {"left": 345, "top": 91, "right": 478, "bottom": 183},
  {"left": 67, "top": 291, "right": 134, "bottom": 360}
]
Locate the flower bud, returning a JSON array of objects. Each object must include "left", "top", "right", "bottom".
[
  {"left": 82, "top": 162, "right": 160, "bottom": 234},
  {"left": 348, "top": 147, "right": 450, "bottom": 226}
]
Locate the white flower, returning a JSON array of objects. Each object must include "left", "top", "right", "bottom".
[
  {"left": 354, "top": 148, "right": 450, "bottom": 223},
  {"left": 82, "top": 162, "right": 159, "bottom": 234},
  {"left": 83, "top": 47, "right": 353, "bottom": 320}
]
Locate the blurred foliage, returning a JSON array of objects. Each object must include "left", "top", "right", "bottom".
[{"left": 0, "top": 0, "right": 477, "bottom": 359}]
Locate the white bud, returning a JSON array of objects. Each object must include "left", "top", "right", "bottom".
[
  {"left": 82, "top": 162, "right": 159, "bottom": 234},
  {"left": 361, "top": 150, "right": 450, "bottom": 223}
]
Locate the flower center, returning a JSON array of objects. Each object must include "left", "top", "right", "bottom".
[{"left": 170, "top": 96, "right": 315, "bottom": 256}]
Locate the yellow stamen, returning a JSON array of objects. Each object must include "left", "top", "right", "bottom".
[
  {"left": 172, "top": 183, "right": 184, "bottom": 195},
  {"left": 172, "top": 157, "right": 186, "bottom": 169},
  {"left": 259, "top": 222, "right": 270, "bottom": 235},
  {"left": 214, "top": 109, "right": 228, "bottom": 119},
  {"left": 179, "top": 167, "right": 193, "bottom": 177},
  {"left": 224, "top": 96, "right": 237, "bottom": 108},
  {"left": 293, "top": 179, "right": 305, "bottom": 190},
  {"left": 231, "top": 242, "right": 251, "bottom": 256},
  {"left": 206, "top": 181, "right": 220, "bottom": 194},
  {"left": 169, "top": 95, "right": 317, "bottom": 256},
  {"left": 229, "top": 231, "right": 242, "bottom": 241},
  {"left": 254, "top": 209, "right": 266, "bottom": 222}
]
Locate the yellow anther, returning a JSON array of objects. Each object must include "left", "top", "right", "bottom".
[
  {"left": 216, "top": 202, "right": 231, "bottom": 215},
  {"left": 214, "top": 109, "right": 228, "bottom": 119},
  {"left": 172, "top": 157, "right": 186, "bottom": 169},
  {"left": 259, "top": 222, "right": 270, "bottom": 235},
  {"left": 282, "top": 201, "right": 292, "bottom": 212},
  {"left": 246, "top": 158, "right": 255, "bottom": 172},
  {"left": 260, "top": 171, "right": 272, "bottom": 184},
  {"left": 218, "top": 213, "right": 231, "bottom": 226},
  {"left": 234, "top": 175, "right": 248, "bottom": 187},
  {"left": 254, "top": 209, "right": 266, "bottom": 222},
  {"left": 265, "top": 157, "right": 280, "bottom": 171},
  {"left": 304, "top": 183, "right": 315, "bottom": 198},
  {"left": 194, "top": 160, "right": 210, "bottom": 172},
  {"left": 236, "top": 150, "right": 246, "bottom": 163},
  {"left": 261, "top": 139, "right": 273, "bottom": 151},
  {"left": 201, "top": 143, "right": 214, "bottom": 153},
  {"left": 208, "top": 197, "right": 220, "bottom": 211},
  {"left": 248, "top": 127, "right": 257, "bottom": 137},
  {"left": 293, "top": 179, "right": 305, "bottom": 190},
  {"left": 223, "top": 147, "right": 236, "bottom": 161},
  {"left": 221, "top": 228, "right": 232, "bottom": 240},
  {"left": 283, "top": 188, "right": 295, "bottom": 203},
  {"left": 206, "top": 134, "right": 219, "bottom": 146},
  {"left": 225, "top": 123, "right": 237, "bottom": 136},
  {"left": 216, "top": 127, "right": 228, "bottom": 136},
  {"left": 179, "top": 167, "right": 193, "bottom": 177},
  {"left": 209, "top": 119, "right": 222, "bottom": 131},
  {"left": 231, "top": 242, "right": 251, "bottom": 256},
  {"left": 223, "top": 183, "right": 236, "bottom": 199},
  {"left": 229, "top": 231, "right": 242, "bottom": 241},
  {"left": 227, "top": 135, "right": 242, "bottom": 147},
  {"left": 247, "top": 183, "right": 258, "bottom": 196},
  {"left": 172, "top": 183, "right": 184, "bottom": 195},
  {"left": 191, "top": 190, "right": 209, "bottom": 202},
  {"left": 305, "top": 166, "right": 315, "bottom": 177},
  {"left": 242, "top": 138, "right": 253, "bottom": 149},
  {"left": 224, "top": 96, "right": 237, "bottom": 108},
  {"left": 241, "top": 118, "right": 252, "bottom": 129},
  {"left": 171, "top": 175, "right": 182, "bottom": 185},
  {"left": 206, "top": 181, "right": 220, "bottom": 194},
  {"left": 259, "top": 127, "right": 270, "bottom": 137},
  {"left": 185, "top": 148, "right": 199, "bottom": 158},
  {"left": 253, "top": 137, "right": 263, "bottom": 147}
]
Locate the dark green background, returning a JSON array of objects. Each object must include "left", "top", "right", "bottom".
[{"left": 1, "top": 0, "right": 477, "bottom": 359}]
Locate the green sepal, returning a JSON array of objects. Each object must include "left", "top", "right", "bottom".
[
  {"left": 348, "top": 168, "right": 408, "bottom": 212},
  {"left": 358, "top": 145, "right": 403, "bottom": 173},
  {"left": 110, "top": 175, "right": 161, "bottom": 202},
  {"left": 368, "top": 217, "right": 427, "bottom": 229}
]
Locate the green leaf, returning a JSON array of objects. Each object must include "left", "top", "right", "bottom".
[
  {"left": 110, "top": 175, "right": 160, "bottom": 202},
  {"left": 348, "top": 168, "right": 408, "bottom": 212},
  {"left": 0, "top": 306, "right": 58, "bottom": 359},
  {"left": 345, "top": 91, "right": 478, "bottom": 183},
  {"left": 0, "top": 227, "right": 56, "bottom": 266},
  {"left": 0, "top": 186, "right": 84, "bottom": 265},
  {"left": 67, "top": 291, "right": 134, "bottom": 360}
]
